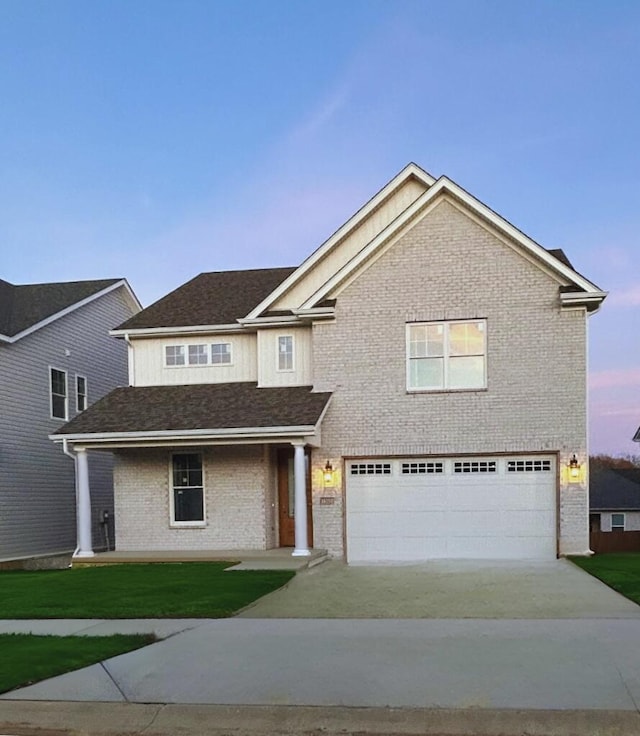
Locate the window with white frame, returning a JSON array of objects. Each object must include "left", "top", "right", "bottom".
[
  {"left": 278, "top": 335, "right": 294, "bottom": 371},
  {"left": 165, "top": 345, "right": 186, "bottom": 366},
  {"left": 611, "top": 513, "right": 625, "bottom": 531},
  {"left": 76, "top": 375, "right": 87, "bottom": 412},
  {"left": 188, "top": 344, "right": 208, "bottom": 365},
  {"left": 407, "top": 320, "right": 486, "bottom": 391},
  {"left": 211, "top": 342, "right": 231, "bottom": 365},
  {"left": 50, "top": 368, "right": 68, "bottom": 420},
  {"left": 171, "top": 453, "right": 204, "bottom": 524}
]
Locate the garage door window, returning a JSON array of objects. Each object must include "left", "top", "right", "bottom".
[
  {"left": 507, "top": 459, "right": 552, "bottom": 472},
  {"left": 454, "top": 460, "right": 497, "bottom": 473},
  {"left": 401, "top": 462, "right": 444, "bottom": 474},
  {"left": 350, "top": 463, "right": 392, "bottom": 475},
  {"left": 407, "top": 320, "right": 486, "bottom": 391}
]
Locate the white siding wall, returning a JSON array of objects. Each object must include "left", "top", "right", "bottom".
[
  {"left": 131, "top": 334, "right": 257, "bottom": 386},
  {"left": 0, "top": 287, "right": 136, "bottom": 561},
  {"left": 257, "top": 328, "right": 313, "bottom": 387},
  {"left": 271, "top": 178, "right": 428, "bottom": 310}
]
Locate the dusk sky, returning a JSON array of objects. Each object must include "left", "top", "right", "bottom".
[{"left": 1, "top": 1, "right": 638, "bottom": 456}]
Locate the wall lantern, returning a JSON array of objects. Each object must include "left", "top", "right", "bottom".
[
  {"left": 323, "top": 460, "right": 334, "bottom": 485},
  {"left": 568, "top": 454, "right": 581, "bottom": 480}
]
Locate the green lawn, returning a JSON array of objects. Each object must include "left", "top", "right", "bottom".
[
  {"left": 0, "top": 563, "right": 295, "bottom": 618},
  {"left": 570, "top": 553, "right": 640, "bottom": 605},
  {"left": 0, "top": 633, "right": 153, "bottom": 693}
]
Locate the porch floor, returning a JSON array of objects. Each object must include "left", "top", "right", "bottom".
[{"left": 72, "top": 548, "right": 329, "bottom": 571}]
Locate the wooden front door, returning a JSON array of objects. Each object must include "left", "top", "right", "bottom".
[{"left": 277, "top": 448, "right": 313, "bottom": 548}]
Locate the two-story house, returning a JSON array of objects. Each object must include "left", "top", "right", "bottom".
[
  {"left": 1, "top": 277, "right": 140, "bottom": 566},
  {"left": 52, "top": 164, "right": 606, "bottom": 562}
]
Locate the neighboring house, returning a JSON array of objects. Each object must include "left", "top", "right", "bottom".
[
  {"left": 52, "top": 163, "right": 606, "bottom": 563},
  {"left": 633, "top": 426, "right": 640, "bottom": 443},
  {"left": 0, "top": 278, "right": 140, "bottom": 565},
  {"left": 590, "top": 467, "right": 640, "bottom": 532}
]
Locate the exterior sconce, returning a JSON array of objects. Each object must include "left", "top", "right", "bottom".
[
  {"left": 568, "top": 454, "right": 581, "bottom": 481},
  {"left": 323, "top": 460, "right": 334, "bottom": 486}
]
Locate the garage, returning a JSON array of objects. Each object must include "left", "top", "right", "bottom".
[{"left": 346, "top": 456, "right": 557, "bottom": 562}]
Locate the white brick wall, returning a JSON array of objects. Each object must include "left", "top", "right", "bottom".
[
  {"left": 113, "top": 445, "right": 274, "bottom": 550},
  {"left": 311, "top": 199, "right": 589, "bottom": 557}
]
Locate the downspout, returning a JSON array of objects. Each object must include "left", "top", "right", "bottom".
[{"left": 62, "top": 439, "right": 81, "bottom": 559}]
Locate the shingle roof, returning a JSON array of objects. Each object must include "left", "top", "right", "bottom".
[
  {"left": 116, "top": 267, "right": 296, "bottom": 330},
  {"left": 0, "top": 278, "right": 121, "bottom": 337},
  {"left": 590, "top": 467, "right": 640, "bottom": 510},
  {"left": 546, "top": 249, "right": 574, "bottom": 269},
  {"left": 54, "top": 382, "right": 332, "bottom": 436}
]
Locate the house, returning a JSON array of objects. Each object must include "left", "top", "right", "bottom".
[
  {"left": 51, "top": 164, "right": 606, "bottom": 563},
  {"left": 0, "top": 277, "right": 140, "bottom": 566},
  {"left": 589, "top": 467, "right": 640, "bottom": 553}
]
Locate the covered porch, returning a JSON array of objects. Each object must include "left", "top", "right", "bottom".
[{"left": 49, "top": 382, "right": 332, "bottom": 561}]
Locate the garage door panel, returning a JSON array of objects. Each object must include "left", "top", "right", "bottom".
[{"left": 346, "top": 455, "right": 556, "bottom": 562}]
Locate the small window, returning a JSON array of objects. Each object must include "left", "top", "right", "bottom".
[
  {"left": 188, "top": 344, "right": 208, "bottom": 365},
  {"left": 401, "top": 462, "right": 444, "bottom": 474},
  {"left": 611, "top": 513, "right": 625, "bottom": 531},
  {"left": 278, "top": 335, "right": 294, "bottom": 371},
  {"left": 211, "top": 342, "right": 232, "bottom": 365},
  {"left": 454, "top": 460, "right": 497, "bottom": 474},
  {"left": 350, "top": 463, "right": 392, "bottom": 475},
  {"left": 50, "top": 368, "right": 67, "bottom": 420},
  {"left": 76, "top": 376, "right": 87, "bottom": 412},
  {"left": 165, "top": 345, "right": 186, "bottom": 366},
  {"left": 507, "top": 459, "right": 552, "bottom": 473},
  {"left": 171, "top": 453, "right": 204, "bottom": 524}
]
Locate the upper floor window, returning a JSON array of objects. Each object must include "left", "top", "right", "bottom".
[
  {"left": 165, "top": 345, "right": 186, "bottom": 366},
  {"left": 50, "top": 368, "right": 67, "bottom": 420},
  {"left": 188, "top": 344, "right": 208, "bottom": 365},
  {"left": 407, "top": 320, "right": 486, "bottom": 391},
  {"left": 277, "top": 335, "right": 294, "bottom": 371},
  {"left": 76, "top": 375, "right": 87, "bottom": 412},
  {"left": 211, "top": 342, "right": 232, "bottom": 365}
]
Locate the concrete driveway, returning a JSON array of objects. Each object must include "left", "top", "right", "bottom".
[{"left": 238, "top": 558, "right": 640, "bottom": 619}]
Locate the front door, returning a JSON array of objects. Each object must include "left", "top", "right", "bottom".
[{"left": 277, "top": 448, "right": 313, "bottom": 548}]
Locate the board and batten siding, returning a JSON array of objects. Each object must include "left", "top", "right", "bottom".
[
  {"left": 271, "top": 177, "right": 428, "bottom": 311},
  {"left": 0, "top": 286, "right": 136, "bottom": 561},
  {"left": 131, "top": 334, "right": 257, "bottom": 386},
  {"left": 257, "top": 327, "right": 313, "bottom": 387}
]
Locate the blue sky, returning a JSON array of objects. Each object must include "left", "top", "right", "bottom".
[{"left": 1, "top": 0, "right": 638, "bottom": 455}]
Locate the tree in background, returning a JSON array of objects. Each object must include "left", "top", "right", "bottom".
[{"left": 590, "top": 454, "right": 640, "bottom": 471}]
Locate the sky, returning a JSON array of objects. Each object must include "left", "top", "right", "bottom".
[{"left": 0, "top": 0, "right": 638, "bottom": 456}]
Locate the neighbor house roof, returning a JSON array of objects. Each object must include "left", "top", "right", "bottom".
[
  {"left": 590, "top": 467, "right": 640, "bottom": 511},
  {"left": 0, "top": 277, "right": 138, "bottom": 342},
  {"left": 633, "top": 426, "right": 640, "bottom": 443},
  {"left": 52, "top": 382, "right": 332, "bottom": 442},
  {"left": 115, "top": 267, "right": 296, "bottom": 331}
]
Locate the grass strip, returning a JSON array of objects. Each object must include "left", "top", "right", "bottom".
[
  {"left": 0, "top": 563, "right": 294, "bottom": 618},
  {"left": 0, "top": 633, "right": 154, "bottom": 693},
  {"left": 570, "top": 553, "right": 640, "bottom": 605}
]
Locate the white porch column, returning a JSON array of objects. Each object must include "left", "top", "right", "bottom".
[
  {"left": 75, "top": 447, "right": 94, "bottom": 558},
  {"left": 291, "top": 441, "right": 310, "bottom": 557}
]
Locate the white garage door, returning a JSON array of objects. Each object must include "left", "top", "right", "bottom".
[{"left": 346, "top": 456, "right": 556, "bottom": 562}]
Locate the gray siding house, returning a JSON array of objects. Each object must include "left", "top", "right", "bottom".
[
  {"left": 54, "top": 164, "right": 606, "bottom": 563},
  {"left": 0, "top": 278, "right": 140, "bottom": 565}
]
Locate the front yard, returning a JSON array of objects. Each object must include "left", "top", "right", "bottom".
[
  {"left": 0, "top": 562, "right": 295, "bottom": 694},
  {"left": 571, "top": 553, "right": 640, "bottom": 606},
  {"left": 0, "top": 562, "right": 295, "bottom": 618}
]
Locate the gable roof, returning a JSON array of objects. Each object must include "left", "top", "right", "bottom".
[
  {"left": 114, "top": 267, "right": 296, "bottom": 332},
  {"left": 52, "top": 382, "right": 332, "bottom": 444},
  {"left": 0, "top": 278, "right": 138, "bottom": 342},
  {"left": 590, "top": 467, "right": 640, "bottom": 511}
]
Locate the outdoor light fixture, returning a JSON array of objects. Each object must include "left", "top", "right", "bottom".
[
  {"left": 568, "top": 454, "right": 581, "bottom": 479},
  {"left": 323, "top": 460, "right": 333, "bottom": 485}
]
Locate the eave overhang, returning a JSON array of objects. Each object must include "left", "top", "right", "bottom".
[{"left": 560, "top": 290, "right": 608, "bottom": 313}]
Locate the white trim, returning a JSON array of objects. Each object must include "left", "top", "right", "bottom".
[
  {"left": 49, "top": 366, "right": 68, "bottom": 421},
  {"left": 0, "top": 280, "right": 140, "bottom": 344},
  {"left": 560, "top": 291, "right": 608, "bottom": 311},
  {"left": 169, "top": 451, "right": 206, "bottom": 527},
  {"left": 76, "top": 374, "right": 88, "bottom": 412},
  {"left": 110, "top": 324, "right": 243, "bottom": 338},
  {"left": 245, "top": 163, "right": 436, "bottom": 320},
  {"left": 298, "top": 177, "right": 605, "bottom": 311}
]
